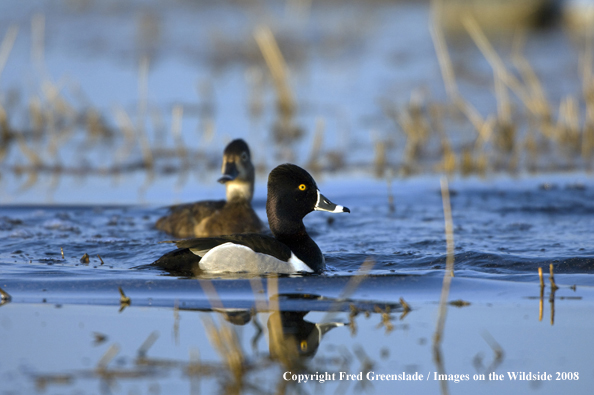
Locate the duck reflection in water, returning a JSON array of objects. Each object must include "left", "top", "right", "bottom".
[
  {"left": 209, "top": 307, "right": 345, "bottom": 359},
  {"left": 268, "top": 310, "right": 345, "bottom": 359}
]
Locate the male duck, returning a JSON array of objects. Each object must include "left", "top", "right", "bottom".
[
  {"left": 153, "top": 164, "right": 349, "bottom": 275},
  {"left": 155, "top": 139, "right": 263, "bottom": 238}
]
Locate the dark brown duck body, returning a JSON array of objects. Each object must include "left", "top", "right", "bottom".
[
  {"left": 155, "top": 139, "right": 263, "bottom": 238},
  {"left": 155, "top": 199, "right": 262, "bottom": 238}
]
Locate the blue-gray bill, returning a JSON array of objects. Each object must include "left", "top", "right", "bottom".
[
  {"left": 314, "top": 190, "right": 350, "bottom": 213},
  {"left": 218, "top": 161, "right": 239, "bottom": 183}
]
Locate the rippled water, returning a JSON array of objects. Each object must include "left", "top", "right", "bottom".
[
  {"left": 2, "top": 174, "right": 593, "bottom": 394},
  {"left": 1, "top": 173, "right": 592, "bottom": 283}
]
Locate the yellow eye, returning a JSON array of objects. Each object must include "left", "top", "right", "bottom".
[
  {"left": 300, "top": 340, "right": 308, "bottom": 351},
  {"left": 299, "top": 184, "right": 307, "bottom": 191}
]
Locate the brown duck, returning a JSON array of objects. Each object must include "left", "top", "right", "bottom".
[{"left": 155, "top": 139, "right": 263, "bottom": 238}]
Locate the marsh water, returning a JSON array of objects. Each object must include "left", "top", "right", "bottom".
[
  {"left": 2, "top": 174, "right": 594, "bottom": 395},
  {"left": 1, "top": 1, "right": 594, "bottom": 394}
]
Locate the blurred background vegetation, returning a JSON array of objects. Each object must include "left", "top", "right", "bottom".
[{"left": 0, "top": 0, "right": 593, "bottom": 202}]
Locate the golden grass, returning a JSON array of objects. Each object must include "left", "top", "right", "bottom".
[
  {"left": 549, "top": 263, "right": 559, "bottom": 291},
  {"left": 137, "top": 56, "right": 154, "bottom": 170},
  {"left": 118, "top": 286, "right": 131, "bottom": 308},
  {"left": 96, "top": 343, "right": 120, "bottom": 371},
  {"left": 398, "top": 1, "right": 587, "bottom": 177},
  {"left": 306, "top": 116, "right": 325, "bottom": 173},
  {"left": 203, "top": 315, "right": 246, "bottom": 387},
  {"left": 0, "top": 25, "right": 18, "bottom": 81},
  {"left": 1, "top": 1, "right": 592, "bottom": 191},
  {"left": 253, "top": 25, "right": 295, "bottom": 119},
  {"left": 434, "top": 176, "right": 455, "bottom": 347},
  {"left": 432, "top": 176, "right": 455, "bottom": 395},
  {"left": 431, "top": 1, "right": 486, "bottom": 135},
  {"left": 538, "top": 267, "right": 544, "bottom": 321}
]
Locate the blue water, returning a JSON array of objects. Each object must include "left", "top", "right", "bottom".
[
  {"left": 1, "top": 173, "right": 592, "bottom": 285},
  {"left": 2, "top": 172, "right": 592, "bottom": 395}
]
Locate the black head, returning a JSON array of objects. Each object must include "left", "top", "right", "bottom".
[
  {"left": 267, "top": 164, "right": 319, "bottom": 222},
  {"left": 266, "top": 164, "right": 349, "bottom": 232},
  {"left": 218, "top": 139, "right": 255, "bottom": 201}
]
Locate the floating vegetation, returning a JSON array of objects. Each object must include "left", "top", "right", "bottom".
[
  {"left": 549, "top": 263, "right": 559, "bottom": 291},
  {"left": 449, "top": 299, "right": 471, "bottom": 307},
  {"left": 0, "top": 286, "right": 11, "bottom": 305},
  {"left": 92, "top": 332, "right": 108, "bottom": 346},
  {"left": 118, "top": 286, "right": 131, "bottom": 311}
]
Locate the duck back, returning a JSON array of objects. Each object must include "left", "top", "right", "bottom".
[{"left": 156, "top": 200, "right": 262, "bottom": 238}]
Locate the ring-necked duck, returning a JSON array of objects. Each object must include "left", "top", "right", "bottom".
[
  {"left": 153, "top": 163, "right": 349, "bottom": 275},
  {"left": 155, "top": 139, "right": 263, "bottom": 238}
]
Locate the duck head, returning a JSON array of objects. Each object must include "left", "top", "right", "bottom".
[
  {"left": 218, "top": 139, "right": 255, "bottom": 202},
  {"left": 266, "top": 164, "right": 349, "bottom": 236}
]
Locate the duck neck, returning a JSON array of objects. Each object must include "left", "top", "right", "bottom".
[
  {"left": 268, "top": 215, "right": 324, "bottom": 273},
  {"left": 226, "top": 180, "right": 254, "bottom": 202}
]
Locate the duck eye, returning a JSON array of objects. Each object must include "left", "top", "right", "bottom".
[
  {"left": 300, "top": 340, "right": 308, "bottom": 351},
  {"left": 241, "top": 152, "right": 248, "bottom": 161},
  {"left": 298, "top": 184, "right": 307, "bottom": 191}
]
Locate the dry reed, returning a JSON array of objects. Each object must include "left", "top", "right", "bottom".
[
  {"left": 0, "top": 25, "right": 18, "bottom": 81},
  {"left": 538, "top": 267, "right": 544, "bottom": 321},
  {"left": 253, "top": 25, "right": 295, "bottom": 118},
  {"left": 434, "top": 176, "right": 455, "bottom": 346},
  {"left": 118, "top": 286, "right": 131, "bottom": 306},
  {"left": 0, "top": 286, "right": 11, "bottom": 303},
  {"left": 432, "top": 175, "right": 455, "bottom": 395}
]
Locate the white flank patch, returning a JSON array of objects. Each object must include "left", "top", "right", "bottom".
[
  {"left": 198, "top": 242, "right": 313, "bottom": 273},
  {"left": 288, "top": 252, "right": 314, "bottom": 273},
  {"left": 198, "top": 242, "right": 242, "bottom": 265}
]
